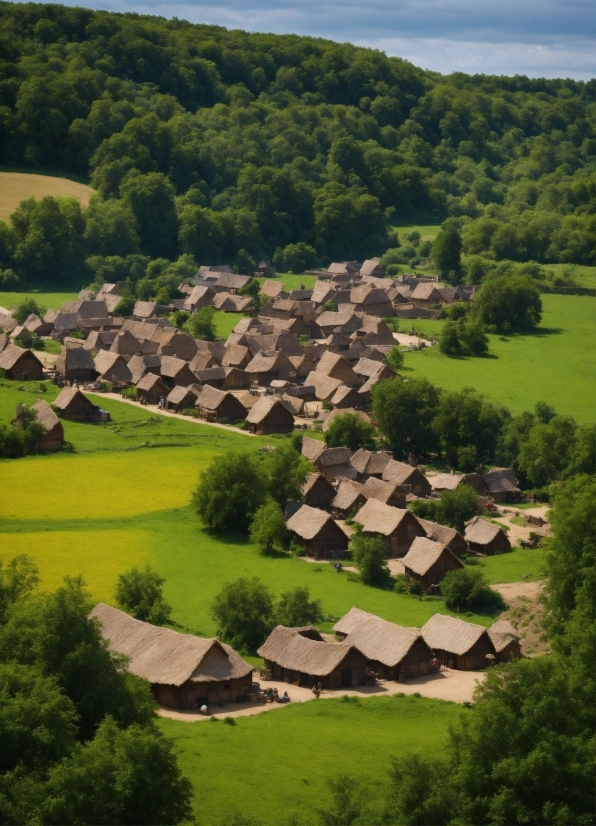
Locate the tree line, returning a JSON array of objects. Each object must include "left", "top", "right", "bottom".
[{"left": 0, "top": 3, "right": 594, "bottom": 291}]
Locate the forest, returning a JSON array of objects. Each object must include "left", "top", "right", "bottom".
[{"left": 0, "top": 2, "right": 594, "bottom": 291}]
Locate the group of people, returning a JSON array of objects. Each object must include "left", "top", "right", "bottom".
[{"left": 265, "top": 687, "right": 290, "bottom": 703}]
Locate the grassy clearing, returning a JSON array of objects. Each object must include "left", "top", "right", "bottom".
[
  {"left": 212, "top": 310, "right": 244, "bottom": 340},
  {"left": 540, "top": 263, "right": 596, "bottom": 290},
  {"left": 257, "top": 273, "right": 316, "bottom": 290},
  {"left": 159, "top": 694, "right": 462, "bottom": 825},
  {"left": 0, "top": 171, "right": 94, "bottom": 222},
  {"left": 404, "top": 294, "right": 596, "bottom": 422},
  {"left": 475, "top": 548, "right": 545, "bottom": 584},
  {"left": 393, "top": 223, "right": 440, "bottom": 242},
  {"left": 0, "top": 291, "right": 77, "bottom": 310}
]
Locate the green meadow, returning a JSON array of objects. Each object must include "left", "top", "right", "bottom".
[
  {"left": 394, "top": 223, "right": 440, "bottom": 241},
  {"left": 0, "top": 291, "right": 77, "bottom": 310},
  {"left": 159, "top": 694, "right": 462, "bottom": 825},
  {"left": 403, "top": 294, "right": 596, "bottom": 423}
]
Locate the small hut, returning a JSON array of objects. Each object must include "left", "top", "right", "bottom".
[
  {"left": 166, "top": 385, "right": 199, "bottom": 412},
  {"left": 90, "top": 604, "right": 253, "bottom": 709},
  {"left": 483, "top": 468, "right": 522, "bottom": 503},
  {"left": 245, "top": 396, "right": 294, "bottom": 435},
  {"left": 315, "top": 351, "right": 360, "bottom": 387},
  {"left": 196, "top": 385, "right": 247, "bottom": 423},
  {"left": 301, "top": 435, "right": 326, "bottom": 464},
  {"left": 0, "top": 344, "right": 43, "bottom": 381},
  {"left": 416, "top": 518, "right": 467, "bottom": 558},
  {"left": 55, "top": 346, "right": 96, "bottom": 382},
  {"left": 330, "top": 480, "right": 367, "bottom": 516},
  {"left": 301, "top": 473, "right": 336, "bottom": 508},
  {"left": 488, "top": 620, "right": 522, "bottom": 663},
  {"left": 257, "top": 626, "right": 368, "bottom": 690},
  {"left": 160, "top": 356, "right": 197, "bottom": 389},
  {"left": 31, "top": 399, "right": 64, "bottom": 452},
  {"left": 421, "top": 614, "right": 496, "bottom": 670},
  {"left": 314, "top": 446, "right": 354, "bottom": 482},
  {"left": 286, "top": 505, "right": 349, "bottom": 558},
  {"left": 465, "top": 516, "right": 511, "bottom": 555},
  {"left": 382, "top": 460, "right": 432, "bottom": 497},
  {"left": 353, "top": 499, "right": 426, "bottom": 557},
  {"left": 53, "top": 387, "right": 103, "bottom": 422},
  {"left": 402, "top": 537, "right": 464, "bottom": 590},
  {"left": 361, "top": 477, "right": 407, "bottom": 509},
  {"left": 350, "top": 449, "right": 391, "bottom": 481},
  {"left": 333, "top": 607, "right": 433, "bottom": 679},
  {"left": 135, "top": 373, "right": 169, "bottom": 404},
  {"left": 94, "top": 351, "right": 132, "bottom": 384}
]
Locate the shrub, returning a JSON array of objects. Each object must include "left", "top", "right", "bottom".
[
  {"left": 211, "top": 577, "right": 275, "bottom": 653},
  {"left": 351, "top": 534, "right": 392, "bottom": 588},
  {"left": 115, "top": 565, "right": 172, "bottom": 625},
  {"left": 249, "top": 499, "right": 287, "bottom": 554},
  {"left": 276, "top": 585, "right": 323, "bottom": 627},
  {"left": 441, "top": 568, "right": 506, "bottom": 614},
  {"left": 13, "top": 298, "right": 46, "bottom": 325},
  {"left": 325, "top": 412, "right": 377, "bottom": 451}
]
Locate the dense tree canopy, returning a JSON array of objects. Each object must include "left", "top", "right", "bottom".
[{"left": 0, "top": 4, "right": 593, "bottom": 289}]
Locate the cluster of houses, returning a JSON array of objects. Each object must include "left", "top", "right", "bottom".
[
  {"left": 0, "top": 259, "right": 478, "bottom": 436},
  {"left": 91, "top": 602, "right": 521, "bottom": 711}
]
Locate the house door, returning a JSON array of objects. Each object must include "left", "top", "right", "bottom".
[{"left": 341, "top": 668, "right": 352, "bottom": 686}]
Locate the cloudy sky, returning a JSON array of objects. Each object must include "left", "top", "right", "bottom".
[{"left": 29, "top": 0, "right": 596, "bottom": 79}]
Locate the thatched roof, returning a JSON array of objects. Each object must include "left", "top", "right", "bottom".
[
  {"left": 333, "top": 608, "right": 425, "bottom": 667},
  {"left": 54, "top": 387, "right": 98, "bottom": 412},
  {"left": 411, "top": 283, "right": 441, "bottom": 300},
  {"left": 302, "top": 435, "right": 326, "bottom": 462},
  {"left": 402, "top": 537, "right": 461, "bottom": 577},
  {"left": 350, "top": 449, "right": 391, "bottom": 476},
  {"left": 57, "top": 347, "right": 96, "bottom": 373},
  {"left": 331, "top": 480, "right": 366, "bottom": 512},
  {"left": 353, "top": 499, "right": 414, "bottom": 536},
  {"left": 421, "top": 613, "right": 494, "bottom": 657},
  {"left": 430, "top": 473, "right": 463, "bottom": 491},
  {"left": 245, "top": 350, "right": 294, "bottom": 375},
  {"left": 160, "top": 355, "right": 189, "bottom": 379},
  {"left": 464, "top": 516, "right": 504, "bottom": 546},
  {"left": 167, "top": 385, "right": 199, "bottom": 405},
  {"left": 222, "top": 344, "right": 250, "bottom": 367},
  {"left": 133, "top": 300, "right": 158, "bottom": 319},
  {"left": 31, "top": 399, "right": 61, "bottom": 432},
  {"left": 257, "top": 626, "right": 359, "bottom": 676},
  {"left": 416, "top": 518, "right": 465, "bottom": 549},
  {"left": 136, "top": 372, "right": 167, "bottom": 392},
  {"left": 362, "top": 476, "right": 404, "bottom": 505},
  {"left": 260, "top": 280, "right": 285, "bottom": 298},
  {"left": 245, "top": 395, "right": 293, "bottom": 424},
  {"left": 382, "top": 460, "right": 420, "bottom": 486},
  {"left": 196, "top": 384, "right": 227, "bottom": 410},
  {"left": 488, "top": 620, "right": 521, "bottom": 653},
  {"left": 301, "top": 472, "right": 334, "bottom": 496},
  {"left": 484, "top": 468, "right": 521, "bottom": 495},
  {"left": 317, "top": 446, "right": 352, "bottom": 468},
  {"left": 94, "top": 350, "right": 130, "bottom": 378},
  {"left": 359, "top": 259, "right": 384, "bottom": 278},
  {"left": 286, "top": 504, "right": 347, "bottom": 540},
  {"left": 303, "top": 371, "right": 342, "bottom": 401},
  {"left": 91, "top": 603, "right": 252, "bottom": 686},
  {"left": 194, "top": 366, "right": 226, "bottom": 384},
  {"left": 0, "top": 343, "right": 43, "bottom": 370}
]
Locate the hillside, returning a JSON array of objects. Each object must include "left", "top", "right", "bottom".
[
  {"left": 0, "top": 3, "right": 593, "bottom": 291},
  {"left": 0, "top": 171, "right": 94, "bottom": 222}
]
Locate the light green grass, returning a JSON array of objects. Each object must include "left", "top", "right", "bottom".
[
  {"left": 540, "top": 264, "right": 596, "bottom": 290},
  {"left": 0, "top": 291, "right": 77, "bottom": 310},
  {"left": 476, "top": 548, "right": 545, "bottom": 584},
  {"left": 393, "top": 224, "right": 440, "bottom": 242},
  {"left": 159, "top": 694, "right": 463, "bottom": 825},
  {"left": 257, "top": 273, "right": 316, "bottom": 290},
  {"left": 213, "top": 310, "right": 244, "bottom": 340},
  {"left": 404, "top": 294, "right": 596, "bottom": 422}
]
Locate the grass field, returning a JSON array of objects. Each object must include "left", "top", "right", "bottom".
[
  {"left": 541, "top": 263, "right": 596, "bottom": 290},
  {"left": 159, "top": 694, "right": 463, "bottom": 825},
  {"left": 474, "top": 548, "right": 544, "bottom": 584},
  {"left": 257, "top": 273, "right": 317, "bottom": 290},
  {"left": 404, "top": 294, "right": 596, "bottom": 422},
  {"left": 0, "top": 171, "right": 94, "bottom": 222},
  {"left": 0, "top": 291, "right": 77, "bottom": 311},
  {"left": 393, "top": 223, "right": 440, "bottom": 242},
  {"left": 213, "top": 310, "right": 244, "bottom": 339}
]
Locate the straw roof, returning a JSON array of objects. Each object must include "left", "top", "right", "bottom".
[
  {"left": 31, "top": 399, "right": 61, "bottom": 432},
  {"left": 333, "top": 608, "right": 424, "bottom": 667},
  {"left": 350, "top": 449, "right": 391, "bottom": 476},
  {"left": 136, "top": 372, "right": 167, "bottom": 392},
  {"left": 362, "top": 476, "right": 404, "bottom": 505},
  {"left": 317, "top": 446, "right": 352, "bottom": 468},
  {"left": 302, "top": 435, "right": 326, "bottom": 463},
  {"left": 286, "top": 504, "right": 347, "bottom": 540},
  {"left": 464, "top": 516, "right": 504, "bottom": 545},
  {"left": 160, "top": 355, "right": 188, "bottom": 379},
  {"left": 331, "top": 480, "right": 366, "bottom": 512},
  {"left": 430, "top": 473, "right": 463, "bottom": 491},
  {"left": 245, "top": 394, "right": 293, "bottom": 424},
  {"left": 196, "top": 384, "right": 227, "bottom": 410},
  {"left": 359, "top": 259, "right": 384, "bottom": 278},
  {"left": 167, "top": 384, "right": 199, "bottom": 405},
  {"left": 421, "top": 613, "right": 493, "bottom": 657},
  {"left": 303, "top": 371, "right": 342, "bottom": 401},
  {"left": 257, "top": 626, "right": 359, "bottom": 676},
  {"left": 0, "top": 343, "right": 43, "bottom": 370},
  {"left": 245, "top": 350, "right": 293, "bottom": 375},
  {"left": 382, "top": 460, "right": 421, "bottom": 486},
  {"left": 301, "top": 472, "right": 333, "bottom": 496},
  {"left": 54, "top": 387, "right": 98, "bottom": 412},
  {"left": 484, "top": 468, "right": 520, "bottom": 495},
  {"left": 411, "top": 283, "right": 441, "bottom": 300},
  {"left": 57, "top": 347, "right": 96, "bottom": 373},
  {"left": 402, "top": 537, "right": 460, "bottom": 577},
  {"left": 488, "top": 620, "right": 521, "bottom": 653},
  {"left": 416, "top": 518, "right": 465, "bottom": 549},
  {"left": 94, "top": 350, "right": 130, "bottom": 379},
  {"left": 91, "top": 603, "right": 252, "bottom": 686},
  {"left": 353, "top": 499, "right": 413, "bottom": 536}
]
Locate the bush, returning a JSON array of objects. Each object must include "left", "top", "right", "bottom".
[
  {"left": 185, "top": 306, "right": 216, "bottom": 341},
  {"left": 13, "top": 298, "right": 46, "bottom": 325},
  {"left": 385, "top": 345, "right": 404, "bottom": 372},
  {"left": 112, "top": 296, "right": 136, "bottom": 317},
  {"left": 211, "top": 577, "right": 275, "bottom": 653},
  {"left": 351, "top": 534, "right": 392, "bottom": 588},
  {"left": 249, "top": 499, "right": 287, "bottom": 554},
  {"left": 441, "top": 568, "right": 506, "bottom": 613},
  {"left": 276, "top": 586, "right": 323, "bottom": 626},
  {"left": 115, "top": 565, "right": 172, "bottom": 625},
  {"left": 325, "top": 412, "right": 377, "bottom": 451}
]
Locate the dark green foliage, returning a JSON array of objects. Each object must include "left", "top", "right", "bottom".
[
  {"left": 372, "top": 378, "right": 440, "bottom": 459},
  {"left": 276, "top": 586, "right": 323, "bottom": 627},
  {"left": 192, "top": 451, "right": 268, "bottom": 533},
  {"left": 112, "top": 296, "right": 136, "bottom": 317},
  {"left": 472, "top": 274, "right": 543, "bottom": 332},
  {"left": 318, "top": 774, "right": 361, "bottom": 826},
  {"left": 409, "top": 484, "right": 477, "bottom": 533},
  {"left": 351, "top": 534, "right": 392, "bottom": 589},
  {"left": 324, "top": 412, "right": 377, "bottom": 451},
  {"left": 249, "top": 499, "right": 287, "bottom": 555},
  {"left": 440, "top": 568, "right": 506, "bottom": 613},
  {"left": 433, "top": 388, "right": 508, "bottom": 468},
  {"left": 261, "top": 442, "right": 312, "bottom": 506},
  {"left": 185, "top": 306, "right": 216, "bottom": 341},
  {"left": 211, "top": 577, "right": 275, "bottom": 653},
  {"left": 12, "top": 297, "right": 46, "bottom": 324},
  {"left": 431, "top": 219, "right": 462, "bottom": 281},
  {"left": 115, "top": 566, "right": 172, "bottom": 625},
  {"left": 0, "top": 404, "right": 47, "bottom": 459},
  {"left": 0, "top": 555, "right": 39, "bottom": 624},
  {"left": 439, "top": 319, "right": 489, "bottom": 357},
  {"left": 385, "top": 345, "right": 404, "bottom": 372}
]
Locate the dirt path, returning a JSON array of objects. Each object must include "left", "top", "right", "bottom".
[
  {"left": 493, "top": 580, "right": 544, "bottom": 601},
  {"left": 92, "top": 392, "right": 257, "bottom": 436},
  {"left": 158, "top": 667, "right": 485, "bottom": 723},
  {"left": 393, "top": 332, "right": 433, "bottom": 348},
  {"left": 494, "top": 580, "right": 548, "bottom": 657},
  {"left": 489, "top": 504, "right": 550, "bottom": 546}
]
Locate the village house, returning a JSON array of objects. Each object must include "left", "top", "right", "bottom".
[
  {"left": 465, "top": 516, "right": 511, "bottom": 555},
  {"left": 91, "top": 603, "right": 253, "bottom": 709},
  {"left": 136, "top": 373, "right": 169, "bottom": 405},
  {"left": 315, "top": 351, "right": 360, "bottom": 387},
  {"left": 258, "top": 626, "right": 368, "bottom": 689},
  {"left": 330, "top": 480, "right": 367, "bottom": 516},
  {"left": 245, "top": 350, "right": 295, "bottom": 386},
  {"left": 304, "top": 371, "right": 342, "bottom": 402},
  {"left": 330, "top": 384, "right": 364, "bottom": 409},
  {"left": 286, "top": 505, "right": 349, "bottom": 558},
  {"left": 483, "top": 468, "right": 522, "bottom": 503},
  {"left": 314, "top": 446, "right": 355, "bottom": 482},
  {"left": 301, "top": 472, "right": 336, "bottom": 508},
  {"left": 301, "top": 435, "right": 327, "bottom": 464},
  {"left": 416, "top": 518, "right": 468, "bottom": 558},
  {"left": 53, "top": 387, "right": 104, "bottom": 422},
  {"left": 359, "top": 259, "right": 385, "bottom": 278},
  {"left": 349, "top": 284, "right": 394, "bottom": 317},
  {"left": 222, "top": 343, "right": 251, "bottom": 369},
  {"left": 488, "top": 620, "right": 522, "bottom": 663},
  {"left": 260, "top": 280, "right": 285, "bottom": 300},
  {"left": 94, "top": 351, "right": 132, "bottom": 384},
  {"left": 0, "top": 344, "right": 44, "bottom": 381},
  {"left": 160, "top": 355, "right": 197, "bottom": 389},
  {"left": 411, "top": 283, "right": 445, "bottom": 308},
  {"left": 31, "top": 399, "right": 64, "bottom": 452},
  {"left": 196, "top": 385, "right": 247, "bottom": 423},
  {"left": 245, "top": 395, "right": 294, "bottom": 435},
  {"left": 361, "top": 477, "right": 407, "bottom": 509},
  {"left": 402, "top": 537, "right": 464, "bottom": 590},
  {"left": 157, "top": 332, "right": 198, "bottom": 361},
  {"left": 382, "top": 460, "right": 432, "bottom": 497},
  {"left": 193, "top": 366, "right": 226, "bottom": 389},
  {"left": 182, "top": 285, "right": 215, "bottom": 313},
  {"left": 166, "top": 385, "right": 199, "bottom": 412},
  {"left": 334, "top": 608, "right": 433, "bottom": 680},
  {"left": 353, "top": 499, "right": 426, "bottom": 557},
  {"left": 350, "top": 449, "right": 391, "bottom": 481},
  {"left": 83, "top": 330, "right": 118, "bottom": 354},
  {"left": 55, "top": 346, "right": 97, "bottom": 382},
  {"left": 421, "top": 614, "right": 496, "bottom": 670}
]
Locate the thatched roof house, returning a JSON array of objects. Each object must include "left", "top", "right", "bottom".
[
  {"left": 94, "top": 351, "right": 132, "bottom": 384},
  {"left": 302, "top": 435, "right": 326, "bottom": 463},
  {"left": 301, "top": 472, "right": 336, "bottom": 508},
  {"left": 402, "top": 537, "right": 463, "bottom": 589},
  {"left": 166, "top": 384, "right": 199, "bottom": 412},
  {"left": 416, "top": 518, "right": 467, "bottom": 558},
  {"left": 196, "top": 385, "right": 247, "bottom": 423},
  {"left": 354, "top": 499, "right": 426, "bottom": 557},
  {"left": 55, "top": 346, "right": 96, "bottom": 382},
  {"left": 464, "top": 516, "right": 511, "bottom": 555},
  {"left": 136, "top": 372, "right": 169, "bottom": 404},
  {"left": 333, "top": 607, "right": 432, "bottom": 679},
  {"left": 382, "top": 460, "right": 432, "bottom": 497},
  {"left": 488, "top": 620, "right": 522, "bottom": 663},
  {"left": 330, "top": 385, "right": 364, "bottom": 409},
  {"left": 53, "top": 387, "right": 102, "bottom": 422},
  {"left": 31, "top": 399, "right": 64, "bottom": 452},
  {"left": 330, "top": 480, "right": 367, "bottom": 515},
  {"left": 0, "top": 344, "right": 43, "bottom": 381},
  {"left": 314, "top": 446, "right": 354, "bottom": 482},
  {"left": 350, "top": 449, "right": 391, "bottom": 480},
  {"left": 286, "top": 504, "right": 349, "bottom": 558},
  {"left": 421, "top": 614, "right": 496, "bottom": 670},
  {"left": 245, "top": 350, "right": 294, "bottom": 386},
  {"left": 303, "top": 371, "right": 342, "bottom": 402},
  {"left": 315, "top": 351, "right": 360, "bottom": 387},
  {"left": 91, "top": 603, "right": 253, "bottom": 709},
  {"left": 257, "top": 626, "right": 368, "bottom": 690},
  {"left": 361, "top": 477, "right": 407, "bottom": 509},
  {"left": 483, "top": 468, "right": 522, "bottom": 503},
  {"left": 160, "top": 356, "right": 197, "bottom": 388},
  {"left": 157, "top": 332, "right": 198, "bottom": 361},
  {"left": 245, "top": 395, "right": 294, "bottom": 435}
]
